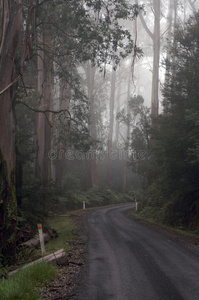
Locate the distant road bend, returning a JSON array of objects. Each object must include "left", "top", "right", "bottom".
[{"left": 73, "top": 204, "right": 199, "bottom": 300}]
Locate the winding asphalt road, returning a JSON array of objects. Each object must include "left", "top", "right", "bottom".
[{"left": 73, "top": 204, "right": 199, "bottom": 300}]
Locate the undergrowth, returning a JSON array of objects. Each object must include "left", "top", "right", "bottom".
[
  {"left": 45, "top": 216, "right": 76, "bottom": 253},
  {"left": 57, "top": 187, "right": 134, "bottom": 211},
  {"left": 14, "top": 215, "right": 77, "bottom": 269},
  {"left": 131, "top": 208, "right": 199, "bottom": 239},
  {"left": 0, "top": 262, "right": 57, "bottom": 300}
]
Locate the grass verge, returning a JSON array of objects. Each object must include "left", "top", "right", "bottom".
[
  {"left": 130, "top": 209, "right": 199, "bottom": 240},
  {"left": 14, "top": 213, "right": 78, "bottom": 270},
  {"left": 0, "top": 262, "right": 57, "bottom": 300},
  {"left": 3, "top": 212, "right": 82, "bottom": 299},
  {"left": 45, "top": 214, "right": 77, "bottom": 254}
]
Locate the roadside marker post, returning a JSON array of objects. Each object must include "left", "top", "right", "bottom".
[
  {"left": 83, "top": 201, "right": 86, "bottom": 210},
  {"left": 136, "top": 201, "right": 138, "bottom": 212},
  {"left": 38, "top": 224, "right": 46, "bottom": 257}
]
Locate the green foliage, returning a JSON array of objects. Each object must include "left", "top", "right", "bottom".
[
  {"left": 15, "top": 245, "right": 40, "bottom": 268},
  {"left": 137, "top": 182, "right": 165, "bottom": 222},
  {"left": 127, "top": 96, "right": 151, "bottom": 186},
  {"left": 87, "top": 188, "right": 134, "bottom": 206},
  {"left": 135, "top": 14, "right": 199, "bottom": 230},
  {"left": 21, "top": 179, "right": 58, "bottom": 227},
  {"left": 15, "top": 213, "right": 77, "bottom": 268},
  {"left": 116, "top": 94, "right": 151, "bottom": 190},
  {"left": 39, "top": 0, "right": 142, "bottom": 69},
  {"left": 58, "top": 188, "right": 134, "bottom": 211},
  {"left": 0, "top": 262, "right": 57, "bottom": 300}
]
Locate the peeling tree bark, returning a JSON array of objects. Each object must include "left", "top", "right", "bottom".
[{"left": 0, "top": 0, "right": 22, "bottom": 263}]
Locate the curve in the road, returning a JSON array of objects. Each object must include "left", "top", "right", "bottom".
[{"left": 72, "top": 204, "right": 199, "bottom": 300}]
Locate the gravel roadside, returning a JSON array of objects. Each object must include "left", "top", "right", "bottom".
[{"left": 40, "top": 211, "right": 88, "bottom": 300}]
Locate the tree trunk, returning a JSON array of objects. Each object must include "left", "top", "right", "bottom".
[
  {"left": 163, "top": 0, "right": 174, "bottom": 112},
  {"left": 43, "top": 33, "right": 53, "bottom": 180},
  {"left": 136, "top": 0, "right": 160, "bottom": 119},
  {"left": 163, "top": 0, "right": 179, "bottom": 112},
  {"left": 35, "top": 2, "right": 53, "bottom": 181},
  {"left": 122, "top": 73, "right": 131, "bottom": 192},
  {"left": 55, "top": 67, "right": 71, "bottom": 188},
  {"left": 115, "top": 71, "right": 122, "bottom": 144},
  {"left": 0, "top": 0, "right": 22, "bottom": 263},
  {"left": 86, "top": 64, "right": 98, "bottom": 188},
  {"left": 107, "top": 68, "right": 116, "bottom": 188},
  {"left": 151, "top": 0, "right": 160, "bottom": 118}
]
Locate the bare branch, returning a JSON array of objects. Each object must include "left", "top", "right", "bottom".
[
  {"left": 187, "top": 0, "right": 197, "bottom": 14},
  {"left": 0, "top": 75, "right": 22, "bottom": 96},
  {"left": 135, "top": 0, "right": 153, "bottom": 39},
  {"left": 16, "top": 100, "right": 71, "bottom": 119}
]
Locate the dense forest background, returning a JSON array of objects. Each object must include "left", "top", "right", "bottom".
[{"left": 0, "top": 0, "right": 199, "bottom": 264}]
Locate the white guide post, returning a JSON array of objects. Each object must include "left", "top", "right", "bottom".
[
  {"left": 38, "top": 224, "right": 46, "bottom": 257},
  {"left": 83, "top": 201, "right": 86, "bottom": 210},
  {"left": 136, "top": 202, "right": 138, "bottom": 212}
]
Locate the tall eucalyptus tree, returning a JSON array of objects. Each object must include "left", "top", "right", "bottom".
[
  {"left": 0, "top": 0, "right": 22, "bottom": 262},
  {"left": 136, "top": 0, "right": 161, "bottom": 119}
]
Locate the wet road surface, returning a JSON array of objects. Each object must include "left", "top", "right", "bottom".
[{"left": 72, "top": 204, "right": 199, "bottom": 300}]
